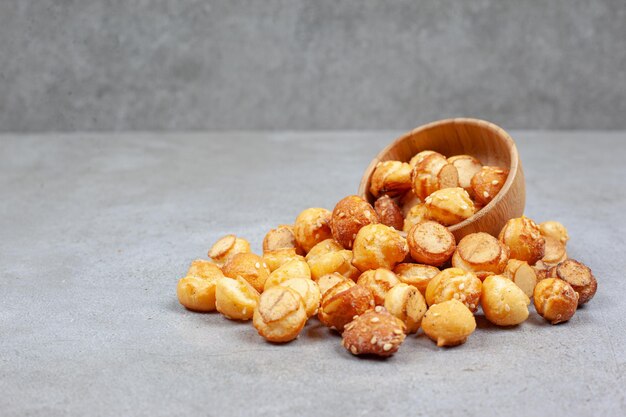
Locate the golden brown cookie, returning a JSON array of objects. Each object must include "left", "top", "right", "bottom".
[
  {"left": 330, "top": 196, "right": 379, "bottom": 249},
  {"left": 342, "top": 307, "right": 406, "bottom": 357},
  {"left": 305, "top": 239, "right": 360, "bottom": 280},
  {"left": 393, "top": 263, "right": 440, "bottom": 295},
  {"left": 253, "top": 286, "right": 307, "bottom": 343},
  {"left": 421, "top": 300, "right": 476, "bottom": 347},
  {"left": 502, "top": 259, "right": 537, "bottom": 297},
  {"left": 498, "top": 216, "right": 545, "bottom": 265},
  {"left": 263, "top": 225, "right": 303, "bottom": 254},
  {"left": 222, "top": 252, "right": 270, "bottom": 293},
  {"left": 470, "top": 166, "right": 509, "bottom": 205},
  {"left": 533, "top": 278, "right": 578, "bottom": 324},
  {"left": 318, "top": 284, "right": 375, "bottom": 332},
  {"left": 547, "top": 259, "right": 597, "bottom": 306},
  {"left": 451, "top": 232, "right": 509, "bottom": 280},
  {"left": 208, "top": 234, "right": 251, "bottom": 267},
  {"left": 294, "top": 208, "right": 333, "bottom": 253},
  {"left": 538, "top": 221, "right": 569, "bottom": 245},
  {"left": 370, "top": 161, "right": 413, "bottom": 198},
  {"left": 384, "top": 284, "right": 427, "bottom": 334},
  {"left": 447, "top": 155, "right": 483, "bottom": 197},
  {"left": 407, "top": 220, "right": 456, "bottom": 266},
  {"left": 374, "top": 195, "right": 404, "bottom": 230},
  {"left": 425, "top": 187, "right": 475, "bottom": 226},
  {"left": 352, "top": 224, "right": 409, "bottom": 271},
  {"left": 215, "top": 277, "right": 260, "bottom": 321},
  {"left": 425, "top": 267, "right": 482, "bottom": 312},
  {"left": 481, "top": 275, "right": 530, "bottom": 326},
  {"left": 356, "top": 269, "right": 401, "bottom": 305}
]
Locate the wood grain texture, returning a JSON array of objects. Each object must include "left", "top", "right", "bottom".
[{"left": 358, "top": 118, "right": 525, "bottom": 241}]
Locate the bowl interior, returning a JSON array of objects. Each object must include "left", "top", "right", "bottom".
[{"left": 360, "top": 118, "right": 520, "bottom": 231}]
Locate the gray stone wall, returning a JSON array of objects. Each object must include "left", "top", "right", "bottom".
[{"left": 1, "top": 0, "right": 624, "bottom": 132}]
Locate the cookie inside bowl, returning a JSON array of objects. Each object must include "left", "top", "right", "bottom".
[{"left": 358, "top": 118, "right": 525, "bottom": 240}]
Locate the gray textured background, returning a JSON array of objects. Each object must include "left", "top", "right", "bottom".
[
  {"left": 1, "top": 131, "right": 625, "bottom": 416},
  {"left": 1, "top": 0, "right": 625, "bottom": 132}
]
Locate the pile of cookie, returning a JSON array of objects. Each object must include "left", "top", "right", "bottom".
[
  {"left": 176, "top": 150, "right": 597, "bottom": 357},
  {"left": 371, "top": 151, "right": 508, "bottom": 231}
]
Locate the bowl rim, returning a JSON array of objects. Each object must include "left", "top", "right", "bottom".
[{"left": 358, "top": 117, "right": 520, "bottom": 233}]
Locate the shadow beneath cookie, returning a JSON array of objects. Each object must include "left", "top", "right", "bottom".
[
  {"left": 305, "top": 320, "right": 329, "bottom": 340},
  {"left": 524, "top": 312, "right": 549, "bottom": 327},
  {"left": 413, "top": 331, "right": 437, "bottom": 349},
  {"left": 166, "top": 299, "right": 189, "bottom": 313},
  {"left": 306, "top": 318, "right": 344, "bottom": 342},
  {"left": 413, "top": 331, "right": 472, "bottom": 351},
  {"left": 475, "top": 314, "right": 523, "bottom": 330},
  {"left": 475, "top": 314, "right": 497, "bottom": 330}
]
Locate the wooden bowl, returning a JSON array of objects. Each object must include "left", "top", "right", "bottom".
[{"left": 358, "top": 118, "right": 525, "bottom": 241}]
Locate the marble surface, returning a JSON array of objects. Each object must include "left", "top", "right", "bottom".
[
  {"left": 1, "top": 1, "right": 626, "bottom": 132},
  {"left": 1, "top": 131, "right": 625, "bottom": 416}
]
